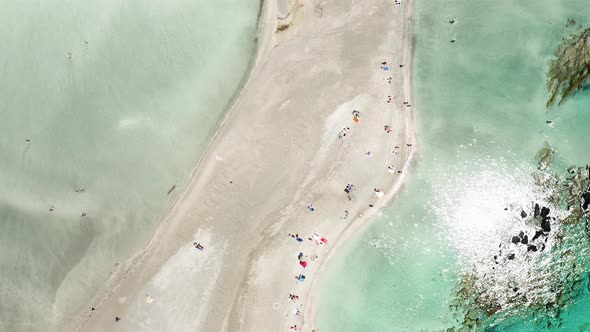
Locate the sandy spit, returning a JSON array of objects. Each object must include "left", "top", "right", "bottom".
[{"left": 68, "top": 0, "right": 416, "bottom": 331}]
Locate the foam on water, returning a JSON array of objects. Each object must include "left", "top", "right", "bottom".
[
  {"left": 319, "top": 0, "right": 590, "bottom": 330},
  {"left": 0, "top": 0, "right": 258, "bottom": 330}
]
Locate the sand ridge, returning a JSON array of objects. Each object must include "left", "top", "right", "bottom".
[{"left": 69, "top": 0, "right": 416, "bottom": 331}]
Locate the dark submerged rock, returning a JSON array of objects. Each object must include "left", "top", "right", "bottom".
[
  {"left": 541, "top": 207, "right": 551, "bottom": 218},
  {"left": 533, "top": 230, "right": 545, "bottom": 241},
  {"left": 583, "top": 191, "right": 590, "bottom": 211},
  {"left": 542, "top": 218, "right": 552, "bottom": 232}
]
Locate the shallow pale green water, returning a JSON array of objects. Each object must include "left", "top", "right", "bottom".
[
  {"left": 319, "top": 1, "right": 590, "bottom": 331},
  {"left": 0, "top": 1, "right": 258, "bottom": 330}
]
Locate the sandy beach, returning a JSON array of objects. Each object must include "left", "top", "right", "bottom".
[{"left": 69, "top": 0, "right": 415, "bottom": 330}]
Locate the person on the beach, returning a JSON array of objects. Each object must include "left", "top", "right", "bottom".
[
  {"left": 366, "top": 151, "right": 373, "bottom": 158},
  {"left": 307, "top": 203, "right": 315, "bottom": 212},
  {"left": 344, "top": 183, "right": 354, "bottom": 193},
  {"left": 384, "top": 125, "right": 392, "bottom": 133},
  {"left": 338, "top": 127, "right": 350, "bottom": 139},
  {"left": 351, "top": 110, "right": 361, "bottom": 122},
  {"left": 341, "top": 210, "right": 349, "bottom": 219},
  {"left": 374, "top": 188, "right": 385, "bottom": 198}
]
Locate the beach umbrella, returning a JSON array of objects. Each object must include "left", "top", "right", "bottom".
[{"left": 300, "top": 261, "right": 307, "bottom": 268}]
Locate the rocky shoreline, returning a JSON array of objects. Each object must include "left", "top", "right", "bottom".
[{"left": 447, "top": 144, "right": 590, "bottom": 331}]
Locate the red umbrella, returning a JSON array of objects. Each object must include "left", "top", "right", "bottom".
[{"left": 300, "top": 261, "right": 307, "bottom": 268}]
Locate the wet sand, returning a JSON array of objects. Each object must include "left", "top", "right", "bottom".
[{"left": 68, "top": 0, "right": 416, "bottom": 330}]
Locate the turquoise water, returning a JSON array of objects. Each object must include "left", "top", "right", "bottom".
[
  {"left": 319, "top": 1, "right": 590, "bottom": 331},
  {"left": 0, "top": 1, "right": 258, "bottom": 330}
]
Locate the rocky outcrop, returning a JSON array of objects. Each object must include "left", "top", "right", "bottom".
[
  {"left": 547, "top": 25, "right": 590, "bottom": 109},
  {"left": 447, "top": 143, "right": 590, "bottom": 329}
]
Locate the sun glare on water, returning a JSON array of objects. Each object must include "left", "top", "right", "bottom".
[{"left": 431, "top": 157, "right": 540, "bottom": 267}]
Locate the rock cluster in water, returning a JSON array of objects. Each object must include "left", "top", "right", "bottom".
[
  {"left": 447, "top": 145, "right": 590, "bottom": 331},
  {"left": 547, "top": 23, "right": 590, "bottom": 109},
  {"left": 535, "top": 141, "right": 554, "bottom": 171}
]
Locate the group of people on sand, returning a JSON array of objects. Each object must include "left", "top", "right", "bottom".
[{"left": 283, "top": 59, "right": 412, "bottom": 331}]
